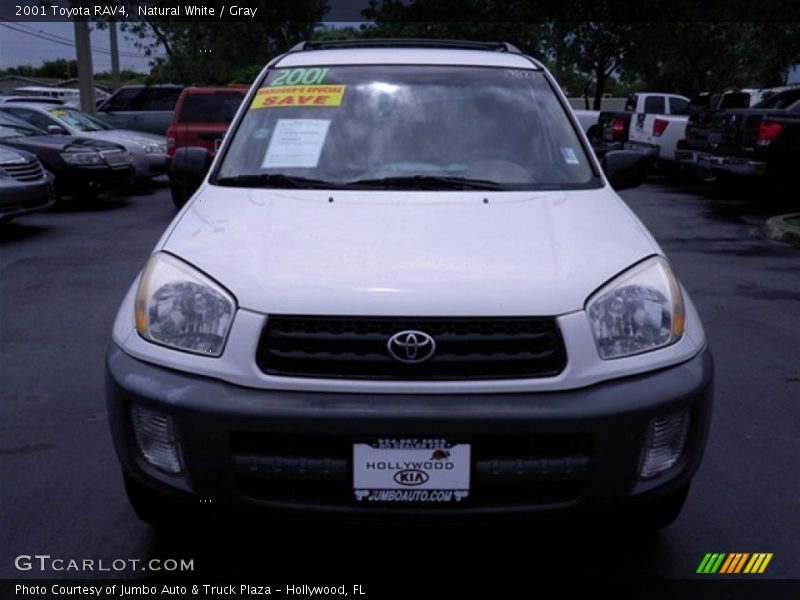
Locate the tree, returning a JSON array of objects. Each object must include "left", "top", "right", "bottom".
[
  {"left": 110, "top": 0, "right": 327, "bottom": 84},
  {"left": 564, "top": 21, "right": 636, "bottom": 109},
  {"left": 361, "top": 1, "right": 549, "bottom": 56},
  {"left": 624, "top": 21, "right": 800, "bottom": 96},
  {"left": 361, "top": 2, "right": 636, "bottom": 107}
]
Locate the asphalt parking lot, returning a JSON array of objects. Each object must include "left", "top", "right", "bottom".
[{"left": 1, "top": 179, "right": 798, "bottom": 585}]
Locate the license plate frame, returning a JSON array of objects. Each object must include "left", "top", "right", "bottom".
[{"left": 352, "top": 439, "right": 470, "bottom": 504}]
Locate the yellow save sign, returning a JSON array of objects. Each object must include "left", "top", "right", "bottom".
[{"left": 250, "top": 85, "right": 346, "bottom": 109}]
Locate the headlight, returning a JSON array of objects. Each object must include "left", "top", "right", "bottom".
[
  {"left": 144, "top": 143, "right": 166, "bottom": 154},
  {"left": 134, "top": 252, "right": 235, "bottom": 356},
  {"left": 60, "top": 151, "right": 104, "bottom": 165},
  {"left": 586, "top": 256, "right": 684, "bottom": 360}
]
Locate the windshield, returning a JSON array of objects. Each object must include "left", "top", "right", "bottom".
[
  {"left": 48, "top": 107, "right": 110, "bottom": 132},
  {"left": 215, "top": 65, "right": 597, "bottom": 190}
]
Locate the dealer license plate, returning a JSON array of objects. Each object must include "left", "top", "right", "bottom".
[{"left": 353, "top": 439, "right": 470, "bottom": 503}]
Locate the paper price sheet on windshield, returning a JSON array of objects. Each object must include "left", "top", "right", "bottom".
[
  {"left": 262, "top": 119, "right": 331, "bottom": 169},
  {"left": 250, "top": 85, "right": 346, "bottom": 109}
]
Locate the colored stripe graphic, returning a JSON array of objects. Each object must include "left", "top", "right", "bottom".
[
  {"left": 700, "top": 552, "right": 773, "bottom": 575},
  {"left": 720, "top": 553, "right": 749, "bottom": 573},
  {"left": 711, "top": 553, "right": 726, "bottom": 573},
  {"left": 719, "top": 554, "right": 735, "bottom": 573},
  {"left": 697, "top": 553, "right": 727, "bottom": 573},
  {"left": 733, "top": 553, "right": 750, "bottom": 573},
  {"left": 696, "top": 553, "right": 713, "bottom": 573},
  {"left": 744, "top": 553, "right": 773, "bottom": 574}
]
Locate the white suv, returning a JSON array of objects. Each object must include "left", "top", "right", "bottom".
[{"left": 107, "top": 40, "right": 713, "bottom": 528}]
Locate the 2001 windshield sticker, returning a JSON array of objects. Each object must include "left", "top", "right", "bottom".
[
  {"left": 270, "top": 68, "right": 330, "bottom": 87},
  {"left": 250, "top": 85, "right": 346, "bottom": 109}
]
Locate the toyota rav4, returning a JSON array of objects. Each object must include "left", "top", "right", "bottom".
[{"left": 106, "top": 40, "right": 713, "bottom": 528}]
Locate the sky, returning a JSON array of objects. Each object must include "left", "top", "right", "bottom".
[{"left": 0, "top": 22, "right": 159, "bottom": 72}]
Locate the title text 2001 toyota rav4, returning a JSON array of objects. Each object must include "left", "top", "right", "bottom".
[{"left": 107, "top": 40, "right": 713, "bottom": 528}]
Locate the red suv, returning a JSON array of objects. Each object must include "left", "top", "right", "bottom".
[{"left": 166, "top": 85, "right": 247, "bottom": 206}]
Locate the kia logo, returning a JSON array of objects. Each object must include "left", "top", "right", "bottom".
[
  {"left": 387, "top": 330, "right": 436, "bottom": 363},
  {"left": 393, "top": 469, "right": 429, "bottom": 486}
]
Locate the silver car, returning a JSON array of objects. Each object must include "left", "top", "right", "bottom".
[
  {"left": 0, "top": 103, "right": 166, "bottom": 180},
  {"left": 0, "top": 143, "right": 55, "bottom": 223}
]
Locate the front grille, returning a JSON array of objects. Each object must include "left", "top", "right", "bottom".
[
  {"left": 231, "top": 433, "right": 591, "bottom": 508},
  {"left": 100, "top": 150, "right": 130, "bottom": 168},
  {"left": 0, "top": 158, "right": 44, "bottom": 181},
  {"left": 257, "top": 316, "right": 567, "bottom": 380}
]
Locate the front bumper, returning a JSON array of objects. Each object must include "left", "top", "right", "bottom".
[
  {"left": 0, "top": 172, "right": 55, "bottom": 222},
  {"left": 132, "top": 153, "right": 167, "bottom": 179},
  {"left": 56, "top": 164, "right": 134, "bottom": 194},
  {"left": 106, "top": 344, "right": 713, "bottom": 517}
]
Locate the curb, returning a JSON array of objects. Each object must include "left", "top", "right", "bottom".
[{"left": 764, "top": 213, "right": 800, "bottom": 247}]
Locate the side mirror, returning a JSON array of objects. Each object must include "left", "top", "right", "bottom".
[
  {"left": 170, "top": 146, "right": 211, "bottom": 208},
  {"left": 47, "top": 124, "right": 68, "bottom": 135},
  {"left": 602, "top": 150, "right": 647, "bottom": 190}
]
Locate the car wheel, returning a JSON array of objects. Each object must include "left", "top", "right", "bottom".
[
  {"left": 630, "top": 484, "right": 690, "bottom": 529},
  {"left": 123, "top": 472, "right": 190, "bottom": 527},
  {"left": 695, "top": 168, "right": 717, "bottom": 184}
]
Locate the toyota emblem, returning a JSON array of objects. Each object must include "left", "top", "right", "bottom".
[{"left": 387, "top": 330, "right": 436, "bottom": 363}]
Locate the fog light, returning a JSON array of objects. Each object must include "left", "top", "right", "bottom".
[
  {"left": 130, "top": 405, "right": 183, "bottom": 474},
  {"left": 639, "top": 410, "right": 690, "bottom": 479}
]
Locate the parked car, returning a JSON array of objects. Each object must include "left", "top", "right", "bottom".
[
  {"left": 0, "top": 143, "right": 55, "bottom": 223},
  {"left": 0, "top": 103, "right": 167, "bottom": 180},
  {"left": 588, "top": 93, "right": 689, "bottom": 162},
  {"left": 166, "top": 85, "right": 247, "bottom": 207},
  {"left": 96, "top": 85, "right": 183, "bottom": 135},
  {"left": 107, "top": 39, "right": 712, "bottom": 529},
  {"left": 697, "top": 87, "right": 800, "bottom": 187},
  {"left": 0, "top": 112, "right": 133, "bottom": 198},
  {"left": 697, "top": 87, "right": 800, "bottom": 178},
  {"left": 0, "top": 96, "right": 65, "bottom": 105},
  {"left": 622, "top": 93, "right": 690, "bottom": 168},
  {"left": 675, "top": 91, "right": 751, "bottom": 181}
]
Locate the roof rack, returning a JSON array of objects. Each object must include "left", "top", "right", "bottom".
[{"left": 290, "top": 39, "right": 521, "bottom": 54}]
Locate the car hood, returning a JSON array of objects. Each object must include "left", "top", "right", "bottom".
[
  {"left": 161, "top": 186, "right": 660, "bottom": 316},
  {"left": 0, "top": 143, "right": 33, "bottom": 163},
  {"left": 86, "top": 129, "right": 166, "bottom": 149},
  {"left": 0, "top": 135, "right": 124, "bottom": 152}
]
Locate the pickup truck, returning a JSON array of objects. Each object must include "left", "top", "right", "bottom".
[
  {"left": 675, "top": 91, "right": 751, "bottom": 181},
  {"left": 588, "top": 93, "right": 689, "bottom": 162},
  {"left": 696, "top": 87, "right": 800, "bottom": 187},
  {"left": 624, "top": 93, "right": 689, "bottom": 166}
]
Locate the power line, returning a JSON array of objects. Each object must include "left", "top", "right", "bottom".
[
  {"left": 0, "top": 20, "right": 154, "bottom": 60},
  {"left": 1, "top": 21, "right": 144, "bottom": 58}
]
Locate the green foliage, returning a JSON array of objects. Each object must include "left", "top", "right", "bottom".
[
  {"left": 114, "top": 0, "right": 327, "bottom": 84},
  {"left": 623, "top": 22, "right": 800, "bottom": 94},
  {"left": 362, "top": 1, "right": 800, "bottom": 101},
  {"left": 1, "top": 59, "right": 78, "bottom": 79},
  {"left": 229, "top": 64, "right": 267, "bottom": 86},
  {"left": 312, "top": 26, "right": 361, "bottom": 42}
]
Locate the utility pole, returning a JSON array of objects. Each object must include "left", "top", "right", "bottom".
[
  {"left": 73, "top": 18, "right": 96, "bottom": 114},
  {"left": 109, "top": 20, "right": 121, "bottom": 91}
]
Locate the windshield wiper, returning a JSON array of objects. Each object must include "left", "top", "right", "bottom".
[
  {"left": 348, "top": 175, "right": 506, "bottom": 190},
  {"left": 214, "top": 173, "right": 342, "bottom": 189}
]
